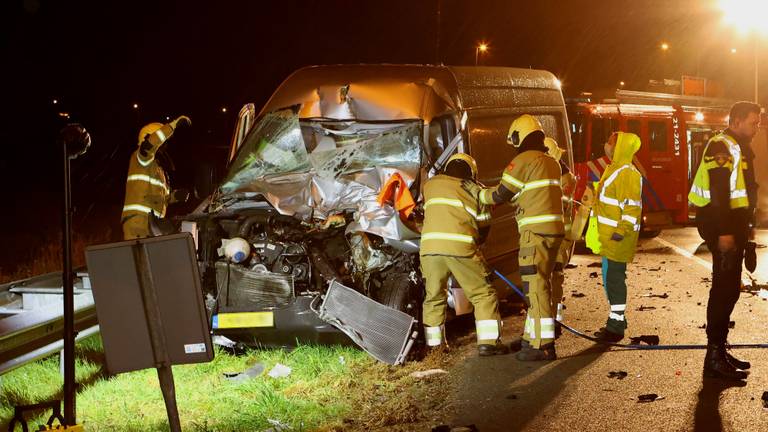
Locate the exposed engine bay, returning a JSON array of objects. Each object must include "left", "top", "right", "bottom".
[{"left": 180, "top": 108, "right": 430, "bottom": 347}]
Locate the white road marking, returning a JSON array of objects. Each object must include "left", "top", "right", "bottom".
[{"left": 653, "top": 236, "right": 712, "bottom": 271}]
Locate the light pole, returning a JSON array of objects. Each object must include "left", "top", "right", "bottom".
[{"left": 475, "top": 42, "right": 488, "bottom": 66}]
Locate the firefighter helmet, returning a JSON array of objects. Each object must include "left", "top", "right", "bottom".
[
  {"left": 507, "top": 114, "right": 544, "bottom": 147},
  {"left": 544, "top": 137, "right": 564, "bottom": 161},
  {"left": 446, "top": 153, "right": 478, "bottom": 180},
  {"left": 137, "top": 122, "right": 164, "bottom": 145}
]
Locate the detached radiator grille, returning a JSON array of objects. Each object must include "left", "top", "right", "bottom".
[
  {"left": 317, "top": 280, "right": 417, "bottom": 365},
  {"left": 216, "top": 262, "right": 294, "bottom": 310}
]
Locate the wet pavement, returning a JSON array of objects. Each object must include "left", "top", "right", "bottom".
[{"left": 448, "top": 227, "right": 768, "bottom": 432}]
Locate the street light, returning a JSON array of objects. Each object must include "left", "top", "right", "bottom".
[
  {"left": 719, "top": 0, "right": 768, "bottom": 103},
  {"left": 133, "top": 103, "right": 139, "bottom": 109},
  {"left": 660, "top": 42, "right": 670, "bottom": 51},
  {"left": 475, "top": 42, "right": 488, "bottom": 66}
]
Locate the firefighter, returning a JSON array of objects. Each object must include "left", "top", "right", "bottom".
[
  {"left": 689, "top": 101, "right": 761, "bottom": 381},
  {"left": 544, "top": 137, "right": 577, "bottom": 331},
  {"left": 585, "top": 132, "right": 643, "bottom": 343},
  {"left": 472, "top": 114, "right": 564, "bottom": 361},
  {"left": 122, "top": 116, "right": 191, "bottom": 240},
  {"left": 421, "top": 153, "right": 508, "bottom": 356}
]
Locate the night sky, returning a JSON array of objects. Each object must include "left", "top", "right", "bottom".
[{"left": 1, "top": 0, "right": 764, "bottom": 266}]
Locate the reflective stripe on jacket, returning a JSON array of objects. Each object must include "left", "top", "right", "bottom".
[
  {"left": 688, "top": 132, "right": 749, "bottom": 210},
  {"left": 122, "top": 150, "right": 169, "bottom": 219},
  {"left": 420, "top": 174, "right": 491, "bottom": 257},
  {"left": 586, "top": 132, "right": 643, "bottom": 263},
  {"left": 480, "top": 150, "right": 564, "bottom": 236}
]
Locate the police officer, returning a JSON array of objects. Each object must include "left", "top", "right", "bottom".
[
  {"left": 689, "top": 101, "right": 761, "bottom": 380},
  {"left": 122, "top": 116, "right": 191, "bottom": 240},
  {"left": 421, "top": 153, "right": 508, "bottom": 356},
  {"left": 475, "top": 115, "right": 564, "bottom": 361}
]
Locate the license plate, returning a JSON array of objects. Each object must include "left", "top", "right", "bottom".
[{"left": 213, "top": 312, "right": 274, "bottom": 329}]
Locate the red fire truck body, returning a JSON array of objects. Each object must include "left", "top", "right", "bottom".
[{"left": 567, "top": 91, "right": 731, "bottom": 233}]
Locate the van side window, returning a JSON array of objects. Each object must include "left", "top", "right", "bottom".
[
  {"left": 627, "top": 119, "right": 641, "bottom": 137},
  {"left": 427, "top": 115, "right": 456, "bottom": 165},
  {"left": 649, "top": 121, "right": 667, "bottom": 152}
]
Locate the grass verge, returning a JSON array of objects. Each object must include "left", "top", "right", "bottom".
[{"left": 1, "top": 335, "right": 457, "bottom": 431}]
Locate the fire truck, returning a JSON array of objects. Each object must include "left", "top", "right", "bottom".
[{"left": 567, "top": 90, "right": 734, "bottom": 235}]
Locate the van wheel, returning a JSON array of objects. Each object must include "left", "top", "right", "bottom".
[{"left": 374, "top": 277, "right": 417, "bottom": 317}]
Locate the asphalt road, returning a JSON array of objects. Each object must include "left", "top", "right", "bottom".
[{"left": 447, "top": 227, "right": 768, "bottom": 432}]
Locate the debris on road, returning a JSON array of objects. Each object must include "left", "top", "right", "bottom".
[
  {"left": 759, "top": 289, "right": 768, "bottom": 300},
  {"left": 630, "top": 335, "right": 660, "bottom": 346},
  {"left": 268, "top": 363, "right": 293, "bottom": 378},
  {"left": 641, "top": 292, "right": 669, "bottom": 299},
  {"left": 410, "top": 369, "right": 448, "bottom": 379},
  {"left": 589, "top": 272, "right": 599, "bottom": 278},
  {"left": 607, "top": 371, "right": 628, "bottom": 379},
  {"left": 728, "top": 320, "right": 736, "bottom": 329},
  {"left": 506, "top": 394, "right": 518, "bottom": 400},
  {"left": 223, "top": 362, "right": 266, "bottom": 382},
  {"left": 587, "top": 262, "right": 602, "bottom": 268},
  {"left": 636, "top": 305, "right": 656, "bottom": 311},
  {"left": 637, "top": 393, "right": 664, "bottom": 403},
  {"left": 698, "top": 324, "right": 706, "bottom": 329},
  {"left": 566, "top": 263, "right": 579, "bottom": 269},
  {"left": 762, "top": 391, "right": 768, "bottom": 409},
  {"left": 572, "top": 291, "right": 586, "bottom": 298}
]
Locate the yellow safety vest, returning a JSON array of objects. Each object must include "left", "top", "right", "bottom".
[
  {"left": 420, "top": 174, "right": 491, "bottom": 257},
  {"left": 585, "top": 132, "right": 643, "bottom": 263},
  {"left": 688, "top": 133, "right": 749, "bottom": 209}
]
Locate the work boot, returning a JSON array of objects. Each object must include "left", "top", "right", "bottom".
[
  {"left": 594, "top": 327, "right": 624, "bottom": 343},
  {"left": 725, "top": 345, "right": 751, "bottom": 370},
  {"left": 509, "top": 337, "right": 530, "bottom": 352},
  {"left": 515, "top": 342, "right": 557, "bottom": 361},
  {"left": 703, "top": 343, "right": 748, "bottom": 380},
  {"left": 478, "top": 343, "right": 510, "bottom": 356}
]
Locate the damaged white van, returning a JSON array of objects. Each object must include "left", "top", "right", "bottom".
[{"left": 176, "top": 64, "right": 574, "bottom": 349}]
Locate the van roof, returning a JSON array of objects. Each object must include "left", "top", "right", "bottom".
[{"left": 259, "top": 64, "right": 564, "bottom": 122}]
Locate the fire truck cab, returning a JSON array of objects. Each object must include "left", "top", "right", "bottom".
[{"left": 567, "top": 90, "right": 732, "bottom": 234}]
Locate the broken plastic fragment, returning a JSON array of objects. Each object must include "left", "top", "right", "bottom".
[
  {"left": 224, "top": 362, "right": 266, "bottom": 382},
  {"left": 571, "top": 292, "right": 586, "bottom": 298},
  {"left": 410, "top": 369, "right": 448, "bottom": 379},
  {"left": 636, "top": 305, "right": 656, "bottom": 311},
  {"left": 589, "top": 272, "right": 599, "bottom": 278},
  {"left": 630, "top": 335, "right": 660, "bottom": 346},
  {"left": 728, "top": 321, "right": 735, "bottom": 329},
  {"left": 267, "top": 363, "right": 292, "bottom": 378},
  {"left": 641, "top": 292, "right": 669, "bottom": 299},
  {"left": 637, "top": 393, "right": 663, "bottom": 403},
  {"left": 607, "top": 371, "right": 628, "bottom": 379}
]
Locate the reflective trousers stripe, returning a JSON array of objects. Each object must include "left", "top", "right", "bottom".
[
  {"left": 539, "top": 318, "right": 556, "bottom": 339},
  {"left": 609, "top": 312, "right": 625, "bottom": 321},
  {"left": 476, "top": 319, "right": 500, "bottom": 341},
  {"left": 610, "top": 304, "right": 626, "bottom": 312},
  {"left": 690, "top": 184, "right": 711, "bottom": 199},
  {"left": 136, "top": 153, "right": 154, "bottom": 167},
  {"left": 518, "top": 214, "right": 563, "bottom": 227},
  {"left": 556, "top": 303, "right": 564, "bottom": 322},
  {"left": 421, "top": 232, "right": 475, "bottom": 243},
  {"left": 597, "top": 215, "right": 618, "bottom": 227},
  {"left": 621, "top": 215, "right": 638, "bottom": 224},
  {"left": 127, "top": 174, "right": 169, "bottom": 193},
  {"left": 425, "top": 326, "right": 443, "bottom": 346}
]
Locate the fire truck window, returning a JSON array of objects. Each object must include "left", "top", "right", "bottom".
[
  {"left": 627, "top": 119, "right": 641, "bottom": 137},
  {"left": 649, "top": 121, "right": 668, "bottom": 152},
  {"left": 570, "top": 115, "right": 587, "bottom": 163},
  {"left": 590, "top": 119, "right": 614, "bottom": 159}
]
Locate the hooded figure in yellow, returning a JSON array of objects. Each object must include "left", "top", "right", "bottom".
[
  {"left": 585, "top": 131, "right": 642, "bottom": 342},
  {"left": 122, "top": 116, "right": 191, "bottom": 239}
]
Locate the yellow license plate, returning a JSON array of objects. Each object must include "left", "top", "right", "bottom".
[{"left": 215, "top": 312, "right": 274, "bottom": 329}]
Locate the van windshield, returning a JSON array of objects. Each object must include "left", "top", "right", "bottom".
[{"left": 220, "top": 109, "right": 422, "bottom": 196}]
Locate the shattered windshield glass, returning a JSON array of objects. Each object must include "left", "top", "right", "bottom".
[{"left": 220, "top": 109, "right": 310, "bottom": 193}]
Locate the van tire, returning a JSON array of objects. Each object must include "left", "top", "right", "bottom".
[
  {"left": 374, "top": 277, "right": 416, "bottom": 317},
  {"left": 640, "top": 229, "right": 661, "bottom": 238}
]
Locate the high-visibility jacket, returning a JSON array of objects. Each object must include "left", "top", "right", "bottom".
[
  {"left": 122, "top": 150, "right": 170, "bottom": 222},
  {"left": 480, "top": 150, "right": 564, "bottom": 236},
  {"left": 586, "top": 132, "right": 643, "bottom": 263},
  {"left": 420, "top": 174, "right": 491, "bottom": 257},
  {"left": 688, "top": 132, "right": 750, "bottom": 210}
]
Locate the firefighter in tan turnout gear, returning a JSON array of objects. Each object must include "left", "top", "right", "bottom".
[
  {"left": 475, "top": 114, "right": 564, "bottom": 361},
  {"left": 421, "top": 153, "right": 509, "bottom": 356},
  {"left": 122, "top": 116, "right": 191, "bottom": 240}
]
